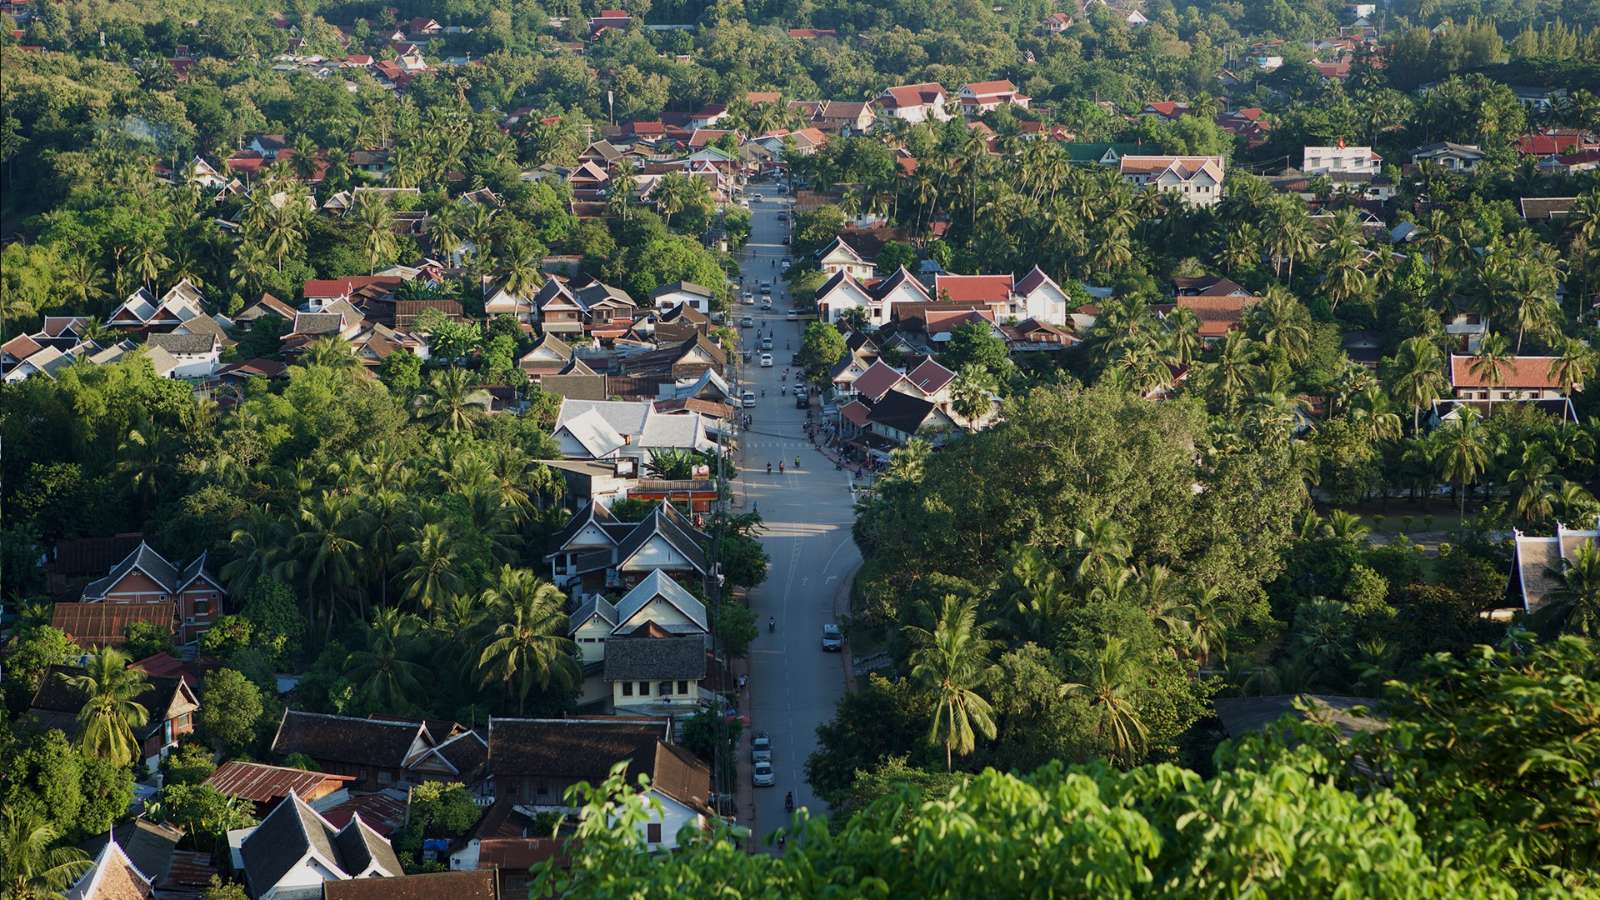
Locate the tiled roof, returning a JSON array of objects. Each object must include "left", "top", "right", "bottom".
[
  {"left": 488, "top": 716, "right": 670, "bottom": 781},
  {"left": 962, "top": 79, "right": 1018, "bottom": 96},
  {"left": 271, "top": 710, "right": 429, "bottom": 769},
  {"left": 1175, "top": 295, "right": 1256, "bottom": 337},
  {"left": 602, "top": 633, "right": 707, "bottom": 681},
  {"left": 613, "top": 569, "right": 708, "bottom": 632},
  {"left": 850, "top": 361, "right": 907, "bottom": 402},
  {"left": 934, "top": 274, "right": 1014, "bottom": 303},
  {"left": 324, "top": 870, "right": 499, "bottom": 900},
  {"left": 839, "top": 400, "right": 871, "bottom": 428},
  {"left": 867, "top": 390, "right": 938, "bottom": 433},
  {"left": 881, "top": 82, "right": 946, "bottom": 108},
  {"left": 1448, "top": 354, "right": 1565, "bottom": 390},
  {"left": 906, "top": 358, "right": 956, "bottom": 394}
]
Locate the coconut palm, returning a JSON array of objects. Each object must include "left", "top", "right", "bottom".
[
  {"left": 1470, "top": 332, "right": 1512, "bottom": 417},
  {"left": 1538, "top": 544, "right": 1600, "bottom": 637},
  {"left": 1061, "top": 636, "right": 1149, "bottom": 767},
  {"left": 607, "top": 160, "right": 638, "bottom": 222},
  {"left": 353, "top": 193, "right": 398, "bottom": 275},
  {"left": 60, "top": 649, "right": 150, "bottom": 766},
  {"left": 0, "top": 810, "right": 92, "bottom": 899},
  {"left": 116, "top": 426, "right": 170, "bottom": 519},
  {"left": 292, "top": 492, "right": 361, "bottom": 632},
  {"left": 1202, "top": 331, "right": 1258, "bottom": 414},
  {"left": 1386, "top": 336, "right": 1447, "bottom": 432},
  {"left": 301, "top": 335, "right": 359, "bottom": 369},
  {"left": 1070, "top": 517, "right": 1131, "bottom": 586},
  {"left": 428, "top": 203, "right": 463, "bottom": 265},
  {"left": 1187, "top": 586, "right": 1231, "bottom": 666},
  {"left": 347, "top": 608, "right": 428, "bottom": 713},
  {"left": 414, "top": 367, "right": 492, "bottom": 433},
  {"left": 222, "top": 508, "right": 291, "bottom": 597},
  {"left": 1435, "top": 408, "right": 1491, "bottom": 525},
  {"left": 476, "top": 568, "right": 578, "bottom": 714},
  {"left": 905, "top": 594, "right": 997, "bottom": 771},
  {"left": 1506, "top": 446, "right": 1560, "bottom": 526},
  {"left": 1320, "top": 233, "right": 1370, "bottom": 311},
  {"left": 500, "top": 245, "right": 544, "bottom": 299},
  {"left": 398, "top": 521, "right": 464, "bottom": 613},
  {"left": 1249, "top": 286, "right": 1312, "bottom": 366},
  {"left": 1548, "top": 339, "right": 1593, "bottom": 397}
]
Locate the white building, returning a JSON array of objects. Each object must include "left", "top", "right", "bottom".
[
  {"left": 1302, "top": 144, "right": 1381, "bottom": 175},
  {"left": 1118, "top": 155, "right": 1226, "bottom": 207},
  {"left": 877, "top": 83, "right": 951, "bottom": 123}
]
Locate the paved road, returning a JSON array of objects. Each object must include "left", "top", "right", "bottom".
[{"left": 733, "top": 181, "right": 859, "bottom": 844}]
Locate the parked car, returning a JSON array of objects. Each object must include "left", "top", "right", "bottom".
[
  {"left": 752, "top": 761, "right": 775, "bottom": 787},
  {"left": 821, "top": 623, "right": 843, "bottom": 652},
  {"left": 781, "top": 259, "right": 791, "bottom": 271},
  {"left": 760, "top": 353, "right": 774, "bottom": 367},
  {"left": 751, "top": 731, "right": 772, "bottom": 763},
  {"left": 741, "top": 390, "right": 757, "bottom": 408}
]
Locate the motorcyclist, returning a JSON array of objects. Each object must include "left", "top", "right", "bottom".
[
  {"left": 768, "top": 616, "right": 775, "bottom": 632},
  {"left": 785, "top": 791, "right": 795, "bottom": 812},
  {"left": 766, "top": 462, "right": 772, "bottom": 474},
  {"left": 795, "top": 456, "right": 801, "bottom": 469},
  {"left": 778, "top": 461, "right": 784, "bottom": 474}
]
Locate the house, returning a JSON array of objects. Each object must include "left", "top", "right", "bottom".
[
  {"left": 1302, "top": 144, "right": 1381, "bottom": 174},
  {"left": 1118, "top": 156, "right": 1226, "bottom": 207},
  {"left": 545, "top": 501, "right": 710, "bottom": 590},
  {"left": 905, "top": 357, "right": 958, "bottom": 402},
  {"left": 146, "top": 332, "right": 221, "bottom": 379},
  {"left": 809, "top": 100, "right": 877, "bottom": 135},
  {"left": 605, "top": 628, "right": 707, "bottom": 711},
  {"left": 650, "top": 281, "right": 715, "bottom": 315},
  {"left": 403, "top": 16, "right": 441, "bottom": 37},
  {"left": 814, "top": 267, "right": 931, "bottom": 327},
  {"left": 653, "top": 303, "right": 713, "bottom": 344},
  {"left": 236, "top": 791, "right": 402, "bottom": 900},
  {"left": 30, "top": 666, "right": 199, "bottom": 772},
  {"left": 877, "top": 82, "right": 951, "bottom": 123},
  {"left": 324, "top": 870, "right": 500, "bottom": 900},
  {"left": 1000, "top": 317, "right": 1077, "bottom": 352},
  {"left": 957, "top": 80, "right": 1030, "bottom": 115},
  {"left": 1141, "top": 101, "right": 1190, "bottom": 121},
  {"left": 1509, "top": 517, "right": 1599, "bottom": 616},
  {"left": 1061, "top": 142, "right": 1148, "bottom": 166},
  {"left": 1041, "top": 11, "right": 1073, "bottom": 33},
  {"left": 848, "top": 360, "right": 915, "bottom": 403},
  {"left": 1166, "top": 295, "right": 1258, "bottom": 342},
  {"left": 570, "top": 568, "right": 710, "bottom": 664},
  {"left": 235, "top": 293, "right": 299, "bottom": 331},
  {"left": 107, "top": 280, "right": 206, "bottom": 333},
  {"left": 1013, "top": 265, "right": 1072, "bottom": 326},
  {"left": 66, "top": 835, "right": 155, "bottom": 900},
  {"left": 517, "top": 333, "right": 580, "bottom": 378},
  {"left": 865, "top": 391, "right": 959, "bottom": 446},
  {"left": 484, "top": 283, "right": 538, "bottom": 329},
  {"left": 1519, "top": 197, "right": 1578, "bottom": 221},
  {"left": 1411, "top": 142, "right": 1485, "bottom": 172},
  {"left": 552, "top": 399, "right": 716, "bottom": 462},
  {"left": 1447, "top": 354, "right": 1578, "bottom": 403},
  {"left": 933, "top": 273, "right": 1015, "bottom": 310},
  {"left": 204, "top": 760, "right": 356, "bottom": 816},
  {"left": 486, "top": 716, "right": 712, "bottom": 848},
  {"left": 270, "top": 711, "right": 463, "bottom": 789},
  {"left": 816, "top": 237, "right": 877, "bottom": 280},
  {"left": 79, "top": 819, "right": 213, "bottom": 899},
  {"left": 79, "top": 541, "right": 224, "bottom": 644}
]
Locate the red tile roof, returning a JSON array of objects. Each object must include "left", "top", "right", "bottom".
[
  {"left": 1176, "top": 295, "right": 1256, "bottom": 337},
  {"left": 1448, "top": 355, "right": 1566, "bottom": 390},
  {"left": 962, "top": 79, "right": 1018, "bottom": 97},
  {"left": 934, "top": 274, "right": 1014, "bottom": 303},
  {"left": 881, "top": 82, "right": 946, "bottom": 109},
  {"left": 1516, "top": 133, "right": 1586, "bottom": 156},
  {"left": 852, "top": 361, "right": 908, "bottom": 401},
  {"left": 302, "top": 276, "right": 403, "bottom": 299}
]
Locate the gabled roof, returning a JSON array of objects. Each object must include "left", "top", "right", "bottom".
[
  {"left": 324, "top": 870, "right": 500, "bottom": 900},
  {"left": 962, "top": 79, "right": 1019, "bottom": 97},
  {"left": 880, "top": 82, "right": 947, "bottom": 108},
  {"left": 548, "top": 500, "right": 624, "bottom": 554},
  {"left": 109, "top": 288, "right": 159, "bottom": 325},
  {"left": 650, "top": 280, "right": 713, "bottom": 299},
  {"left": 80, "top": 820, "right": 182, "bottom": 895},
  {"left": 1175, "top": 295, "right": 1257, "bottom": 337},
  {"left": 555, "top": 408, "right": 628, "bottom": 458},
  {"left": 82, "top": 541, "right": 182, "bottom": 599},
  {"left": 32, "top": 667, "right": 194, "bottom": 742},
  {"left": 1118, "top": 155, "right": 1226, "bottom": 182},
  {"left": 906, "top": 357, "right": 956, "bottom": 394},
  {"left": 852, "top": 360, "right": 910, "bottom": 402},
  {"left": 614, "top": 503, "right": 710, "bottom": 574},
  {"left": 867, "top": 390, "right": 939, "bottom": 433},
  {"left": 1015, "top": 265, "right": 1064, "bottom": 297},
  {"left": 241, "top": 791, "right": 400, "bottom": 897},
  {"left": 1512, "top": 518, "right": 1599, "bottom": 613},
  {"left": 613, "top": 570, "right": 708, "bottom": 632},
  {"left": 271, "top": 710, "right": 432, "bottom": 769},
  {"left": 146, "top": 332, "right": 218, "bottom": 355},
  {"left": 1412, "top": 141, "right": 1485, "bottom": 160},
  {"left": 1448, "top": 354, "right": 1566, "bottom": 390},
  {"left": 569, "top": 593, "right": 620, "bottom": 634},
  {"left": 867, "top": 266, "right": 931, "bottom": 303},
  {"left": 817, "top": 236, "right": 869, "bottom": 264},
  {"left": 67, "top": 836, "right": 153, "bottom": 900}
]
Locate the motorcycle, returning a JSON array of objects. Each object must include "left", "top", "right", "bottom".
[
  {"left": 784, "top": 792, "right": 795, "bottom": 813},
  {"left": 768, "top": 616, "right": 775, "bottom": 633}
]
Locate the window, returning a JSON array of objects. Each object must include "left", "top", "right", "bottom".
[
  {"left": 647, "top": 822, "right": 662, "bottom": 843},
  {"left": 659, "top": 681, "right": 673, "bottom": 696},
  {"left": 536, "top": 780, "right": 549, "bottom": 796},
  {"left": 638, "top": 681, "right": 650, "bottom": 696},
  {"left": 622, "top": 682, "right": 634, "bottom": 696},
  {"left": 678, "top": 680, "right": 690, "bottom": 695},
  {"left": 192, "top": 597, "right": 209, "bottom": 615}
]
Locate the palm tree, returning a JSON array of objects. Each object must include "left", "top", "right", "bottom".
[
  {"left": 949, "top": 364, "right": 994, "bottom": 430},
  {"left": 1203, "top": 332, "right": 1257, "bottom": 414},
  {"left": 1539, "top": 544, "right": 1600, "bottom": 637},
  {"left": 0, "top": 809, "right": 92, "bottom": 898},
  {"left": 1250, "top": 286, "right": 1312, "bottom": 366},
  {"left": 500, "top": 245, "right": 544, "bottom": 299},
  {"left": 347, "top": 608, "right": 428, "bottom": 713},
  {"left": 116, "top": 426, "right": 169, "bottom": 519},
  {"left": 1470, "top": 332, "right": 1512, "bottom": 417},
  {"left": 1435, "top": 408, "right": 1491, "bottom": 525},
  {"left": 1386, "top": 336, "right": 1447, "bottom": 432},
  {"left": 1548, "top": 339, "right": 1593, "bottom": 397},
  {"left": 1061, "top": 636, "right": 1149, "bottom": 767},
  {"left": 399, "top": 521, "right": 464, "bottom": 613},
  {"left": 129, "top": 231, "right": 169, "bottom": 292},
  {"left": 1264, "top": 194, "right": 1312, "bottom": 281},
  {"left": 301, "top": 335, "right": 359, "bottom": 370},
  {"left": 60, "top": 254, "right": 106, "bottom": 312},
  {"left": 607, "top": 160, "right": 638, "bottom": 222},
  {"left": 428, "top": 203, "right": 463, "bottom": 266},
  {"left": 904, "top": 595, "right": 997, "bottom": 771},
  {"left": 1071, "top": 517, "right": 1131, "bottom": 586},
  {"left": 292, "top": 492, "right": 361, "bottom": 634},
  {"left": 477, "top": 568, "right": 578, "bottom": 714},
  {"left": 1320, "top": 233, "right": 1371, "bottom": 311},
  {"left": 222, "top": 509, "right": 290, "bottom": 597},
  {"left": 353, "top": 193, "right": 398, "bottom": 275},
  {"left": 60, "top": 649, "right": 150, "bottom": 766},
  {"left": 414, "top": 367, "right": 492, "bottom": 433},
  {"left": 1507, "top": 446, "right": 1559, "bottom": 526},
  {"left": 1186, "top": 586, "right": 1230, "bottom": 666}
]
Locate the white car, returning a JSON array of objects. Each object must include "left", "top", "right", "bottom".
[
  {"left": 743, "top": 292, "right": 755, "bottom": 304},
  {"left": 741, "top": 390, "right": 757, "bottom": 408},
  {"left": 751, "top": 731, "right": 772, "bottom": 764},
  {"left": 752, "top": 761, "right": 775, "bottom": 787},
  {"left": 761, "top": 337, "right": 773, "bottom": 350},
  {"left": 760, "top": 353, "right": 774, "bottom": 367},
  {"left": 740, "top": 316, "right": 754, "bottom": 327}
]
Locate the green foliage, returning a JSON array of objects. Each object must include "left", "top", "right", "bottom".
[
  {"left": 149, "top": 784, "right": 256, "bottom": 853},
  {"left": 798, "top": 321, "right": 846, "bottom": 385},
  {"left": 161, "top": 742, "right": 218, "bottom": 786},
  {"left": 710, "top": 599, "right": 757, "bottom": 658},
  {"left": 198, "top": 668, "right": 265, "bottom": 756},
  {"left": 239, "top": 578, "right": 305, "bottom": 662}
]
